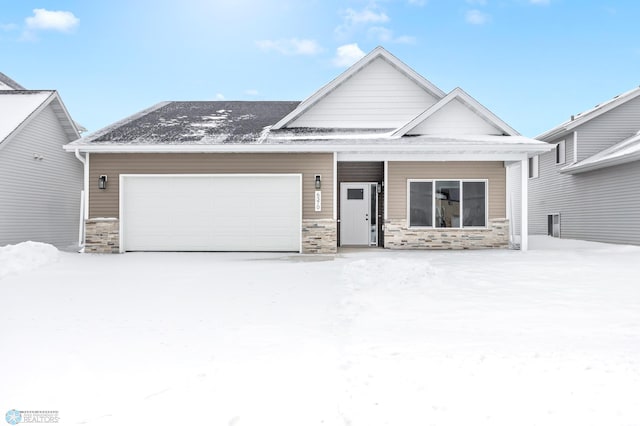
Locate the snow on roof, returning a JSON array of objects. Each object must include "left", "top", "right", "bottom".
[
  {"left": 537, "top": 86, "right": 640, "bottom": 141},
  {"left": 0, "top": 72, "right": 26, "bottom": 90},
  {"left": 561, "top": 131, "right": 640, "bottom": 174},
  {"left": 74, "top": 101, "right": 301, "bottom": 145},
  {"left": 0, "top": 91, "right": 53, "bottom": 144}
]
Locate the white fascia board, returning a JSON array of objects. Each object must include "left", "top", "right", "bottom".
[
  {"left": 391, "top": 87, "right": 520, "bottom": 137},
  {"left": 536, "top": 87, "right": 640, "bottom": 141},
  {"left": 272, "top": 46, "right": 445, "bottom": 130},
  {"left": 560, "top": 151, "right": 640, "bottom": 174},
  {"left": 66, "top": 142, "right": 553, "bottom": 156},
  {"left": 50, "top": 93, "right": 82, "bottom": 140}
]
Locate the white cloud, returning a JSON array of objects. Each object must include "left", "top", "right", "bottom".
[
  {"left": 25, "top": 9, "right": 79, "bottom": 32},
  {"left": 332, "top": 43, "right": 366, "bottom": 68},
  {"left": 465, "top": 9, "right": 490, "bottom": 25},
  {"left": 244, "top": 89, "right": 259, "bottom": 96},
  {"left": 335, "top": 6, "right": 390, "bottom": 38},
  {"left": 215, "top": 93, "right": 225, "bottom": 101},
  {"left": 256, "top": 38, "right": 322, "bottom": 56},
  {"left": 368, "top": 27, "right": 416, "bottom": 44}
]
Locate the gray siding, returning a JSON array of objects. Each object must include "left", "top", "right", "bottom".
[
  {"left": 530, "top": 104, "right": 640, "bottom": 244},
  {"left": 88, "top": 153, "right": 334, "bottom": 220},
  {"left": 577, "top": 95, "right": 640, "bottom": 161},
  {"left": 0, "top": 104, "right": 82, "bottom": 248}
]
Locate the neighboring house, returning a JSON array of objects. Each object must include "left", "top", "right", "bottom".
[
  {"left": 64, "top": 47, "right": 551, "bottom": 254},
  {"left": 521, "top": 87, "right": 640, "bottom": 245},
  {"left": 0, "top": 74, "right": 83, "bottom": 249}
]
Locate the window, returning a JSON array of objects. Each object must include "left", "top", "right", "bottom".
[
  {"left": 409, "top": 181, "right": 433, "bottom": 226},
  {"left": 409, "top": 180, "right": 487, "bottom": 228},
  {"left": 547, "top": 213, "right": 560, "bottom": 237},
  {"left": 556, "top": 140, "right": 566, "bottom": 165},
  {"left": 528, "top": 156, "right": 539, "bottom": 179},
  {"left": 347, "top": 188, "right": 364, "bottom": 199}
]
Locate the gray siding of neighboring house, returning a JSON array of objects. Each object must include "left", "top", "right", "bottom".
[
  {"left": 576, "top": 95, "right": 640, "bottom": 161},
  {"left": 0, "top": 104, "right": 82, "bottom": 248},
  {"left": 529, "top": 99, "right": 640, "bottom": 245}
]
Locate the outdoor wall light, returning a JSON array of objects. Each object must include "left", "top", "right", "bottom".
[
  {"left": 314, "top": 174, "right": 322, "bottom": 190},
  {"left": 98, "top": 175, "right": 108, "bottom": 190}
]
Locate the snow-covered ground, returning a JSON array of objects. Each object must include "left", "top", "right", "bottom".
[{"left": 1, "top": 237, "right": 639, "bottom": 426}]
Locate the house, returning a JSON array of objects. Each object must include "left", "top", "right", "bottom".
[
  {"left": 63, "top": 47, "right": 551, "bottom": 254},
  {"left": 0, "top": 74, "right": 83, "bottom": 249},
  {"left": 523, "top": 86, "right": 640, "bottom": 245}
]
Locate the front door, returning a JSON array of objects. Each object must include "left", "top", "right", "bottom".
[{"left": 340, "top": 183, "right": 377, "bottom": 246}]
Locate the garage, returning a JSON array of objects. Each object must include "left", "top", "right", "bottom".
[{"left": 120, "top": 174, "right": 301, "bottom": 252}]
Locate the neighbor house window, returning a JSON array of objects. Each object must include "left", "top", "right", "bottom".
[
  {"left": 528, "top": 156, "right": 539, "bottom": 179},
  {"left": 409, "top": 180, "right": 487, "bottom": 228},
  {"left": 547, "top": 213, "right": 560, "bottom": 237},
  {"left": 556, "top": 140, "right": 566, "bottom": 165}
]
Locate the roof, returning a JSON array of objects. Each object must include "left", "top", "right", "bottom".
[
  {"left": 81, "top": 101, "right": 300, "bottom": 145},
  {"left": 561, "top": 131, "right": 640, "bottom": 174},
  {"left": 0, "top": 90, "right": 80, "bottom": 147},
  {"left": 0, "top": 72, "right": 26, "bottom": 90},
  {"left": 0, "top": 91, "right": 53, "bottom": 144},
  {"left": 537, "top": 86, "right": 640, "bottom": 141},
  {"left": 271, "top": 46, "right": 446, "bottom": 130}
]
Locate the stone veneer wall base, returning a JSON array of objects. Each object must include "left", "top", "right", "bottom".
[
  {"left": 384, "top": 218, "right": 509, "bottom": 249},
  {"left": 302, "top": 219, "right": 337, "bottom": 254},
  {"left": 85, "top": 218, "right": 120, "bottom": 253}
]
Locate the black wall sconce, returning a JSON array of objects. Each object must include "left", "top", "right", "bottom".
[
  {"left": 314, "top": 174, "right": 322, "bottom": 190},
  {"left": 98, "top": 175, "right": 108, "bottom": 190}
]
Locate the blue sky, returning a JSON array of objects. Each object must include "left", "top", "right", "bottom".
[{"left": 1, "top": 0, "right": 638, "bottom": 137}]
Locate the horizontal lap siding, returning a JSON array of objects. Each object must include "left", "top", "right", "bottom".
[
  {"left": 89, "top": 153, "right": 333, "bottom": 220},
  {"left": 0, "top": 104, "right": 82, "bottom": 247},
  {"left": 289, "top": 57, "right": 438, "bottom": 129},
  {"left": 387, "top": 161, "right": 506, "bottom": 220}
]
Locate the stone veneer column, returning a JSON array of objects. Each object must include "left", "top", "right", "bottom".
[
  {"left": 384, "top": 218, "right": 509, "bottom": 249},
  {"left": 84, "top": 218, "right": 120, "bottom": 253},
  {"left": 301, "top": 219, "right": 337, "bottom": 254}
]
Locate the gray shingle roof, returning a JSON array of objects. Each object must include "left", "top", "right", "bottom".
[
  {"left": 0, "top": 72, "right": 26, "bottom": 90},
  {"left": 89, "top": 101, "right": 301, "bottom": 144}
]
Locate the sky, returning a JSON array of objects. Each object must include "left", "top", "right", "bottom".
[{"left": 1, "top": 0, "right": 639, "bottom": 137}]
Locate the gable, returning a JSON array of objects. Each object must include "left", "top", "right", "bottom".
[
  {"left": 286, "top": 56, "right": 441, "bottom": 129},
  {"left": 0, "top": 92, "right": 52, "bottom": 145},
  {"left": 407, "top": 98, "right": 504, "bottom": 135}
]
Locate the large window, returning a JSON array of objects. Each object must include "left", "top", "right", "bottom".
[{"left": 409, "top": 180, "right": 487, "bottom": 228}]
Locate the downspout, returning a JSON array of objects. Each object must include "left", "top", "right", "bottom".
[{"left": 74, "top": 149, "right": 87, "bottom": 249}]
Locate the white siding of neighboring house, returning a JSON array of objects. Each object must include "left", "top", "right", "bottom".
[
  {"left": 0, "top": 104, "right": 82, "bottom": 248},
  {"left": 288, "top": 57, "right": 440, "bottom": 129},
  {"left": 407, "top": 99, "right": 503, "bottom": 135}
]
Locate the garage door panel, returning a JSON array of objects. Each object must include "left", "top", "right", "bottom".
[{"left": 121, "top": 175, "right": 301, "bottom": 252}]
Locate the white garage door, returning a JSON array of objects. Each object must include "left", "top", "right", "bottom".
[{"left": 120, "top": 174, "right": 301, "bottom": 252}]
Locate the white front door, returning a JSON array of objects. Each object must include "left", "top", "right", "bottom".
[{"left": 340, "top": 183, "right": 376, "bottom": 246}]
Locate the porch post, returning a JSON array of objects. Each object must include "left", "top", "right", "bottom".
[{"left": 520, "top": 157, "right": 529, "bottom": 251}]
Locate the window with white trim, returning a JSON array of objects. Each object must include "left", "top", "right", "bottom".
[
  {"left": 555, "top": 140, "right": 566, "bottom": 165},
  {"left": 408, "top": 180, "right": 487, "bottom": 228},
  {"left": 528, "top": 156, "right": 539, "bottom": 179}
]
